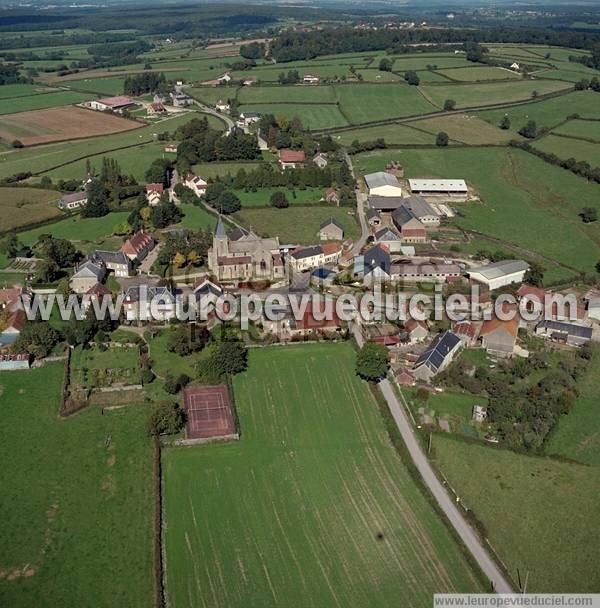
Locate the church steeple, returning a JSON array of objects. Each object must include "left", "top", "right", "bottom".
[{"left": 215, "top": 215, "right": 226, "bottom": 238}]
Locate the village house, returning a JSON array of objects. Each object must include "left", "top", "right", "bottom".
[
  {"left": 122, "top": 284, "right": 176, "bottom": 322},
  {"left": 184, "top": 173, "right": 208, "bottom": 197},
  {"left": 354, "top": 244, "right": 391, "bottom": 285},
  {"left": 82, "top": 282, "right": 112, "bottom": 313},
  {"left": 238, "top": 112, "right": 261, "bottom": 128},
  {"left": 366, "top": 208, "right": 381, "bottom": 228},
  {"left": 70, "top": 261, "right": 106, "bottom": 294},
  {"left": 215, "top": 100, "right": 230, "bottom": 113},
  {"left": 58, "top": 190, "right": 88, "bottom": 210},
  {"left": 262, "top": 300, "right": 343, "bottom": 341},
  {"left": 453, "top": 320, "right": 478, "bottom": 346},
  {"left": 412, "top": 331, "right": 462, "bottom": 382},
  {"left": 120, "top": 230, "right": 155, "bottom": 262},
  {"left": 146, "top": 183, "right": 164, "bottom": 206},
  {"left": 312, "top": 152, "right": 328, "bottom": 168},
  {"left": 279, "top": 149, "right": 306, "bottom": 169},
  {"left": 480, "top": 316, "right": 519, "bottom": 358},
  {"left": 164, "top": 144, "right": 178, "bottom": 154},
  {"left": 510, "top": 62, "right": 520, "bottom": 71},
  {"left": 0, "top": 287, "right": 26, "bottom": 313},
  {"left": 302, "top": 74, "right": 320, "bottom": 84},
  {"left": 147, "top": 102, "right": 167, "bottom": 116},
  {"left": 289, "top": 243, "right": 342, "bottom": 272},
  {"left": 364, "top": 172, "right": 402, "bottom": 197},
  {"left": 408, "top": 178, "right": 468, "bottom": 198},
  {"left": 319, "top": 217, "right": 344, "bottom": 241},
  {"left": 0, "top": 309, "right": 26, "bottom": 348},
  {"left": 391, "top": 261, "right": 462, "bottom": 283},
  {"left": 87, "top": 96, "right": 137, "bottom": 113},
  {"left": 208, "top": 217, "right": 285, "bottom": 283},
  {"left": 193, "top": 276, "right": 225, "bottom": 322},
  {"left": 170, "top": 91, "right": 192, "bottom": 107},
  {"left": 535, "top": 320, "right": 592, "bottom": 347},
  {"left": 391, "top": 207, "right": 427, "bottom": 243},
  {"left": 402, "top": 319, "right": 429, "bottom": 344},
  {"left": 400, "top": 195, "right": 440, "bottom": 227},
  {"left": 373, "top": 227, "right": 403, "bottom": 253},
  {"left": 323, "top": 187, "right": 340, "bottom": 205},
  {"left": 467, "top": 259, "right": 529, "bottom": 291},
  {"left": 89, "top": 250, "right": 133, "bottom": 277}
]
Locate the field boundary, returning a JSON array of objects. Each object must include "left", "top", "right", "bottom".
[{"left": 153, "top": 437, "right": 165, "bottom": 608}]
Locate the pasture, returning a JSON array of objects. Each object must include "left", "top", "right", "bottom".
[
  {"left": 354, "top": 147, "right": 600, "bottom": 276},
  {"left": 552, "top": 118, "right": 600, "bottom": 141},
  {"left": 334, "top": 123, "right": 436, "bottom": 146},
  {"left": 0, "top": 187, "right": 61, "bottom": 232},
  {"left": 234, "top": 187, "right": 325, "bottom": 207},
  {"left": 437, "top": 66, "right": 520, "bottom": 82},
  {"left": 0, "top": 90, "right": 93, "bottom": 115},
  {"left": 237, "top": 85, "right": 337, "bottom": 104},
  {"left": 66, "top": 77, "right": 128, "bottom": 96},
  {"left": 0, "top": 364, "right": 153, "bottom": 607},
  {"left": 163, "top": 344, "right": 483, "bottom": 608},
  {"left": 234, "top": 206, "right": 359, "bottom": 244},
  {"left": 533, "top": 134, "right": 600, "bottom": 167},
  {"left": 431, "top": 435, "right": 600, "bottom": 593},
  {"left": 0, "top": 106, "right": 141, "bottom": 146},
  {"left": 236, "top": 103, "right": 347, "bottom": 130}
]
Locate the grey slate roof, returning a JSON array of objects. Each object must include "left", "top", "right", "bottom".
[
  {"left": 374, "top": 227, "right": 401, "bottom": 241},
  {"left": 363, "top": 244, "right": 391, "bottom": 275},
  {"left": 401, "top": 195, "right": 437, "bottom": 218},
  {"left": 90, "top": 250, "right": 131, "bottom": 267},
  {"left": 320, "top": 217, "right": 343, "bottom": 230},
  {"left": 368, "top": 196, "right": 405, "bottom": 211},
  {"left": 291, "top": 245, "right": 323, "bottom": 260},
  {"left": 537, "top": 320, "right": 592, "bottom": 339},
  {"left": 414, "top": 331, "right": 460, "bottom": 374},
  {"left": 72, "top": 261, "right": 105, "bottom": 281},
  {"left": 215, "top": 216, "right": 227, "bottom": 238},
  {"left": 123, "top": 285, "right": 175, "bottom": 302},
  {"left": 392, "top": 206, "right": 419, "bottom": 227}
]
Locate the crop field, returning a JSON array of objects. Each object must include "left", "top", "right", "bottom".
[
  {"left": 421, "top": 80, "right": 571, "bottom": 109},
  {"left": 0, "top": 106, "right": 141, "bottom": 146},
  {"left": 534, "top": 134, "right": 600, "bottom": 166},
  {"left": 546, "top": 353, "right": 600, "bottom": 466},
  {"left": 0, "top": 90, "right": 93, "bottom": 115},
  {"left": 407, "top": 114, "right": 518, "bottom": 145},
  {"left": 431, "top": 435, "right": 600, "bottom": 593},
  {"left": 0, "top": 111, "right": 205, "bottom": 179},
  {"left": 552, "top": 118, "right": 600, "bottom": 141},
  {"left": 237, "top": 85, "right": 337, "bottom": 104},
  {"left": 476, "top": 90, "right": 600, "bottom": 133},
  {"left": 354, "top": 147, "right": 600, "bottom": 276},
  {"left": 163, "top": 344, "right": 483, "bottom": 608},
  {"left": 234, "top": 206, "right": 359, "bottom": 244},
  {"left": 335, "top": 84, "right": 436, "bottom": 124},
  {"left": 334, "top": 123, "right": 436, "bottom": 145},
  {"left": 438, "top": 66, "right": 521, "bottom": 82},
  {"left": 0, "top": 364, "right": 153, "bottom": 607},
  {"left": 0, "top": 187, "right": 61, "bottom": 232},
  {"left": 238, "top": 103, "right": 347, "bottom": 130}
]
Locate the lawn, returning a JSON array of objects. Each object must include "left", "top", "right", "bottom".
[
  {"left": 334, "top": 123, "right": 436, "bottom": 146},
  {"left": 335, "top": 84, "right": 437, "bottom": 124},
  {"left": 0, "top": 187, "right": 61, "bottom": 232},
  {"left": 0, "top": 91, "right": 93, "bottom": 115},
  {"left": 237, "top": 103, "right": 348, "bottom": 130},
  {"left": 546, "top": 350, "right": 600, "bottom": 466},
  {"left": 353, "top": 147, "right": 600, "bottom": 275},
  {"left": 70, "top": 344, "right": 141, "bottom": 389},
  {"left": 476, "top": 90, "right": 600, "bottom": 133},
  {"left": 234, "top": 206, "right": 359, "bottom": 244},
  {"left": 406, "top": 114, "right": 517, "bottom": 145},
  {"left": 163, "top": 344, "right": 483, "bottom": 608},
  {"left": 420, "top": 79, "right": 571, "bottom": 109},
  {"left": 431, "top": 435, "right": 600, "bottom": 592},
  {"left": 0, "top": 364, "right": 154, "bottom": 607},
  {"left": 177, "top": 203, "right": 216, "bottom": 231},
  {"left": 533, "top": 134, "right": 600, "bottom": 167}
]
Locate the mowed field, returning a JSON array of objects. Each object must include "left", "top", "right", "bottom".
[
  {"left": 163, "top": 344, "right": 483, "bottom": 608},
  {"left": 334, "top": 123, "right": 436, "bottom": 146},
  {"left": 237, "top": 102, "right": 347, "bottom": 130},
  {"left": 0, "top": 364, "right": 154, "bottom": 607},
  {"left": 431, "top": 435, "right": 600, "bottom": 592},
  {"left": 0, "top": 106, "right": 141, "bottom": 146},
  {"left": 534, "top": 134, "right": 600, "bottom": 166},
  {"left": 354, "top": 147, "right": 600, "bottom": 278},
  {"left": 0, "top": 90, "right": 92, "bottom": 115},
  {"left": 0, "top": 187, "right": 61, "bottom": 232}
]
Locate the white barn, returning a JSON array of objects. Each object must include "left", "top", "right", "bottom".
[
  {"left": 408, "top": 179, "right": 468, "bottom": 197},
  {"left": 467, "top": 259, "right": 529, "bottom": 290},
  {"left": 364, "top": 172, "right": 402, "bottom": 197}
]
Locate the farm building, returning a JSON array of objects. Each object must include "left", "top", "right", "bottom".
[
  {"left": 368, "top": 196, "right": 405, "bottom": 212},
  {"left": 391, "top": 262, "right": 461, "bottom": 283},
  {"left": 279, "top": 149, "right": 306, "bottom": 169},
  {"left": 412, "top": 331, "right": 461, "bottom": 382},
  {"left": 147, "top": 102, "right": 167, "bottom": 116},
  {"left": 391, "top": 207, "right": 427, "bottom": 243},
  {"left": 535, "top": 320, "right": 592, "bottom": 347},
  {"left": 303, "top": 75, "right": 320, "bottom": 84},
  {"left": 87, "top": 96, "right": 137, "bottom": 113},
  {"left": 58, "top": 190, "right": 88, "bottom": 210},
  {"left": 408, "top": 179, "right": 468, "bottom": 197},
  {"left": 374, "top": 227, "right": 403, "bottom": 253},
  {"left": 366, "top": 208, "right": 381, "bottom": 227},
  {"left": 364, "top": 172, "right": 402, "bottom": 197},
  {"left": 319, "top": 217, "right": 344, "bottom": 241},
  {"left": 238, "top": 111, "right": 261, "bottom": 128},
  {"left": 467, "top": 259, "right": 529, "bottom": 290},
  {"left": 480, "top": 316, "right": 519, "bottom": 358},
  {"left": 183, "top": 384, "right": 238, "bottom": 443},
  {"left": 120, "top": 230, "right": 155, "bottom": 262},
  {"left": 400, "top": 195, "right": 440, "bottom": 227}
]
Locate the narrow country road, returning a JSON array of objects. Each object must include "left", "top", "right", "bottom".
[
  {"left": 343, "top": 151, "right": 369, "bottom": 255},
  {"left": 192, "top": 98, "right": 235, "bottom": 134},
  {"left": 351, "top": 323, "right": 514, "bottom": 594}
]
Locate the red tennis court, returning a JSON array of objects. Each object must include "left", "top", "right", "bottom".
[{"left": 183, "top": 385, "right": 237, "bottom": 440}]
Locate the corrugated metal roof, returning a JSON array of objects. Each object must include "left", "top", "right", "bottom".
[{"left": 409, "top": 179, "right": 467, "bottom": 192}]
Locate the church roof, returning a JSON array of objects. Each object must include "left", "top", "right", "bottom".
[{"left": 215, "top": 216, "right": 226, "bottom": 238}]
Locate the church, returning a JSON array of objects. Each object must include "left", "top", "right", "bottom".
[{"left": 207, "top": 217, "right": 285, "bottom": 282}]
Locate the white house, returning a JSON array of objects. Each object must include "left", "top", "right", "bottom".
[
  {"left": 302, "top": 74, "right": 320, "bottom": 84},
  {"left": 467, "top": 259, "right": 529, "bottom": 291},
  {"left": 58, "top": 191, "right": 88, "bottom": 210},
  {"left": 184, "top": 173, "right": 208, "bottom": 197},
  {"left": 510, "top": 62, "right": 520, "bottom": 71},
  {"left": 364, "top": 172, "right": 402, "bottom": 197},
  {"left": 215, "top": 100, "right": 230, "bottom": 113},
  {"left": 289, "top": 244, "right": 341, "bottom": 272},
  {"left": 146, "top": 183, "right": 164, "bottom": 206}
]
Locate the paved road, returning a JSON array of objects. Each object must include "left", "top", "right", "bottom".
[
  {"left": 344, "top": 152, "right": 370, "bottom": 255},
  {"left": 351, "top": 324, "right": 513, "bottom": 594},
  {"left": 192, "top": 99, "right": 235, "bottom": 133}
]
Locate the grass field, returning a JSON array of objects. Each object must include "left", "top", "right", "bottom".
[
  {"left": 546, "top": 351, "right": 600, "bottom": 466},
  {"left": 335, "top": 84, "right": 436, "bottom": 124},
  {"left": 0, "top": 84, "right": 58, "bottom": 99},
  {"left": 437, "top": 66, "right": 521, "bottom": 82},
  {"left": 334, "top": 123, "right": 436, "bottom": 145},
  {"left": 552, "top": 118, "right": 600, "bottom": 141},
  {"left": 391, "top": 55, "right": 471, "bottom": 71},
  {"left": 192, "top": 161, "right": 263, "bottom": 180},
  {"left": 0, "top": 364, "right": 153, "bottom": 607},
  {"left": 476, "top": 91, "right": 600, "bottom": 132},
  {"left": 421, "top": 80, "right": 571, "bottom": 109},
  {"left": 234, "top": 206, "right": 359, "bottom": 244},
  {"left": 234, "top": 187, "right": 325, "bottom": 207},
  {"left": 354, "top": 147, "right": 600, "bottom": 276},
  {"left": 431, "top": 435, "right": 600, "bottom": 592},
  {"left": 533, "top": 134, "right": 600, "bottom": 166},
  {"left": 237, "top": 103, "right": 348, "bottom": 130},
  {"left": 163, "top": 344, "right": 483, "bottom": 608},
  {"left": 177, "top": 203, "right": 216, "bottom": 231},
  {"left": 66, "top": 77, "right": 128, "bottom": 96},
  {"left": 407, "top": 114, "right": 517, "bottom": 145},
  {"left": 0, "top": 91, "right": 93, "bottom": 115},
  {"left": 237, "top": 85, "right": 337, "bottom": 104},
  {"left": 0, "top": 187, "right": 61, "bottom": 232}
]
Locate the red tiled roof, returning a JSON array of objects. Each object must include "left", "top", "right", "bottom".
[
  {"left": 149, "top": 102, "right": 166, "bottom": 111},
  {"left": 296, "top": 302, "right": 342, "bottom": 331},
  {"left": 373, "top": 335, "right": 401, "bottom": 345},
  {"left": 480, "top": 316, "right": 519, "bottom": 338},
  {"left": 6, "top": 309, "right": 25, "bottom": 332},
  {"left": 454, "top": 321, "right": 476, "bottom": 338},
  {"left": 85, "top": 282, "right": 112, "bottom": 298},
  {"left": 405, "top": 319, "right": 427, "bottom": 333},
  {"left": 401, "top": 228, "right": 426, "bottom": 237},
  {"left": 517, "top": 284, "right": 547, "bottom": 301},
  {"left": 146, "top": 183, "right": 164, "bottom": 194},
  {"left": 0, "top": 287, "right": 22, "bottom": 305},
  {"left": 321, "top": 243, "right": 342, "bottom": 256},
  {"left": 394, "top": 369, "right": 415, "bottom": 385},
  {"left": 121, "top": 230, "right": 154, "bottom": 256},
  {"left": 279, "top": 149, "right": 306, "bottom": 163}
]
